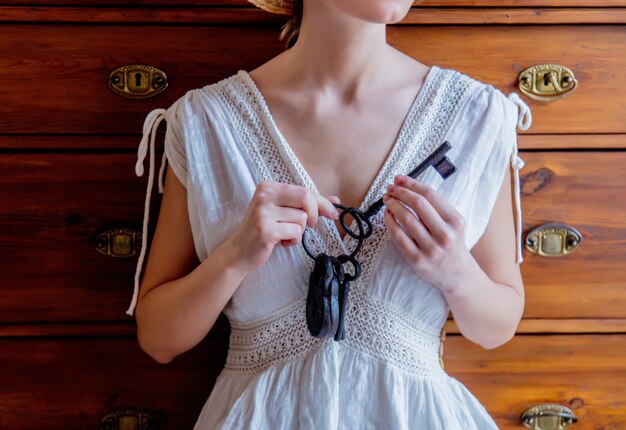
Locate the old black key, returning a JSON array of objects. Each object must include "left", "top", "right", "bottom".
[
  {"left": 333, "top": 254, "right": 361, "bottom": 341},
  {"left": 305, "top": 253, "right": 343, "bottom": 339}
]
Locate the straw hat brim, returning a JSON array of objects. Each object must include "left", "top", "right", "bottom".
[{"left": 247, "top": 0, "right": 296, "bottom": 15}]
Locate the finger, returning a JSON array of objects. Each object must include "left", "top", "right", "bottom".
[
  {"left": 383, "top": 194, "right": 435, "bottom": 253},
  {"left": 278, "top": 184, "right": 319, "bottom": 227},
  {"left": 386, "top": 183, "right": 448, "bottom": 244},
  {"left": 394, "top": 175, "right": 461, "bottom": 224},
  {"left": 280, "top": 239, "right": 296, "bottom": 247},
  {"left": 272, "top": 184, "right": 326, "bottom": 228},
  {"left": 272, "top": 221, "right": 305, "bottom": 246},
  {"left": 269, "top": 183, "right": 339, "bottom": 227},
  {"left": 274, "top": 206, "right": 310, "bottom": 229},
  {"left": 325, "top": 195, "right": 341, "bottom": 205},
  {"left": 383, "top": 207, "right": 422, "bottom": 262},
  {"left": 313, "top": 192, "right": 341, "bottom": 220}
]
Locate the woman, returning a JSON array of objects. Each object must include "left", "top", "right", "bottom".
[{"left": 128, "top": 0, "right": 532, "bottom": 428}]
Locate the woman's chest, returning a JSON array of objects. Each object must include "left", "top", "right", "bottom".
[{"left": 257, "top": 90, "right": 419, "bottom": 214}]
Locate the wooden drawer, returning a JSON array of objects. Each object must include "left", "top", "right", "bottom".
[
  {"left": 388, "top": 25, "right": 626, "bottom": 134},
  {"left": 3, "top": 23, "right": 625, "bottom": 136},
  {"left": 0, "top": 25, "right": 283, "bottom": 135},
  {"left": 444, "top": 334, "right": 626, "bottom": 430},
  {"left": 519, "top": 151, "right": 626, "bottom": 318},
  {"left": 2, "top": 148, "right": 623, "bottom": 325},
  {"left": 0, "top": 149, "right": 160, "bottom": 323},
  {"left": 0, "top": 335, "right": 227, "bottom": 429}
]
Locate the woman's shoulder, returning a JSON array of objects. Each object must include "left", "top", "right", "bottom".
[
  {"left": 157, "top": 70, "right": 248, "bottom": 126},
  {"left": 438, "top": 65, "right": 532, "bottom": 132},
  {"left": 198, "top": 70, "right": 248, "bottom": 98}
]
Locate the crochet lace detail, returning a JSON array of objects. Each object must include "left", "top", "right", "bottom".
[
  {"left": 225, "top": 289, "right": 445, "bottom": 377},
  {"left": 210, "top": 66, "right": 483, "bottom": 294}
]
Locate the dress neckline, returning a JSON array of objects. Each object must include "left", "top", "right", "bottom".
[{"left": 237, "top": 65, "right": 441, "bottom": 254}]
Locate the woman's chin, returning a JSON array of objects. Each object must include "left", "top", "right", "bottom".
[{"left": 329, "top": 0, "right": 413, "bottom": 25}]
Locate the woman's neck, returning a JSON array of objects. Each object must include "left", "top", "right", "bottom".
[{"left": 276, "top": 0, "right": 396, "bottom": 101}]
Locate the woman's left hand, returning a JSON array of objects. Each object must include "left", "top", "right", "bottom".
[{"left": 382, "top": 174, "right": 471, "bottom": 291}]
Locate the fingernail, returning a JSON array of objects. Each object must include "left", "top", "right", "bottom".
[
  {"left": 332, "top": 208, "right": 340, "bottom": 219},
  {"left": 387, "top": 184, "right": 395, "bottom": 192},
  {"left": 395, "top": 175, "right": 407, "bottom": 184}
]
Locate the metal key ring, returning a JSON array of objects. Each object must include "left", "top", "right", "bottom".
[
  {"left": 301, "top": 228, "right": 317, "bottom": 260},
  {"left": 333, "top": 203, "right": 371, "bottom": 258},
  {"left": 301, "top": 203, "right": 372, "bottom": 260},
  {"left": 334, "top": 204, "right": 374, "bottom": 241}
]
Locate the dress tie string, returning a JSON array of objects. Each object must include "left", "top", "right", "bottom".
[
  {"left": 506, "top": 92, "right": 532, "bottom": 264},
  {"left": 127, "top": 108, "right": 168, "bottom": 316},
  {"left": 507, "top": 92, "right": 532, "bottom": 131}
]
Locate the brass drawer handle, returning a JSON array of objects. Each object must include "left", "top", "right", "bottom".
[
  {"left": 521, "top": 403, "right": 578, "bottom": 429},
  {"left": 100, "top": 410, "right": 156, "bottom": 430},
  {"left": 108, "top": 64, "right": 168, "bottom": 99},
  {"left": 525, "top": 222, "right": 582, "bottom": 257},
  {"left": 518, "top": 64, "right": 578, "bottom": 102},
  {"left": 92, "top": 223, "right": 142, "bottom": 257}
]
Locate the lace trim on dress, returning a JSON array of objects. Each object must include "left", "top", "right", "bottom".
[
  {"left": 211, "top": 73, "right": 329, "bottom": 284},
  {"left": 225, "top": 289, "right": 445, "bottom": 378}
]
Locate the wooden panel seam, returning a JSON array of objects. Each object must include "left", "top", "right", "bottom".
[
  {"left": 2, "top": 319, "right": 626, "bottom": 337},
  {"left": 445, "top": 319, "right": 626, "bottom": 333},
  {"left": 3, "top": 135, "right": 626, "bottom": 150},
  {"left": 0, "top": 320, "right": 230, "bottom": 337}
]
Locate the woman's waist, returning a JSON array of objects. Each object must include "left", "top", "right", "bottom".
[{"left": 224, "top": 290, "right": 446, "bottom": 378}]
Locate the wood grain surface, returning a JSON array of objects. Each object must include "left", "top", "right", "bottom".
[
  {"left": 0, "top": 335, "right": 228, "bottom": 429},
  {"left": 444, "top": 334, "right": 626, "bottom": 430},
  {"left": 0, "top": 25, "right": 284, "bottom": 134},
  {"left": 519, "top": 151, "right": 626, "bottom": 318},
  {"left": 0, "top": 152, "right": 164, "bottom": 323},
  {"left": 388, "top": 25, "right": 626, "bottom": 133}
]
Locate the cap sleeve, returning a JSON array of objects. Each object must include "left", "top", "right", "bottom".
[
  {"left": 468, "top": 86, "right": 532, "bottom": 264},
  {"left": 126, "top": 95, "right": 189, "bottom": 316},
  {"left": 162, "top": 98, "right": 188, "bottom": 187}
]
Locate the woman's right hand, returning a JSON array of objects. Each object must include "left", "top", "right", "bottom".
[{"left": 224, "top": 181, "right": 341, "bottom": 272}]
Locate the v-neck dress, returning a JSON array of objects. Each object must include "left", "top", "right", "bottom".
[{"left": 128, "top": 65, "right": 532, "bottom": 429}]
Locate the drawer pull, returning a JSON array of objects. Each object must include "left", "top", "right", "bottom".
[
  {"left": 93, "top": 223, "right": 142, "bottom": 257},
  {"left": 108, "top": 65, "right": 168, "bottom": 99},
  {"left": 521, "top": 403, "right": 578, "bottom": 429},
  {"left": 100, "top": 409, "right": 156, "bottom": 430},
  {"left": 525, "top": 222, "right": 582, "bottom": 257},
  {"left": 518, "top": 64, "right": 578, "bottom": 102}
]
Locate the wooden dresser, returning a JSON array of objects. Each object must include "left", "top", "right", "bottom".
[{"left": 1, "top": 1, "right": 624, "bottom": 428}]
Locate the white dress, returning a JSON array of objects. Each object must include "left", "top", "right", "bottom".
[{"left": 128, "top": 64, "right": 532, "bottom": 429}]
